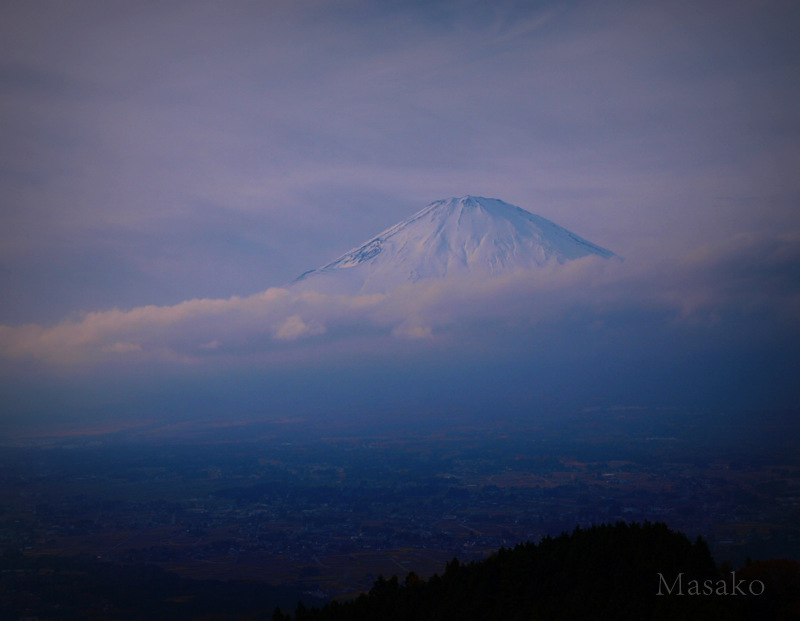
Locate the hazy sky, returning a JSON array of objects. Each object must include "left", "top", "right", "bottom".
[{"left": 1, "top": 0, "right": 798, "bottom": 431}]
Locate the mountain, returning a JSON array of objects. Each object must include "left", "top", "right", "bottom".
[{"left": 293, "top": 196, "right": 617, "bottom": 294}]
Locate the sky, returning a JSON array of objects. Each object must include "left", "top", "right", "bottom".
[{"left": 1, "top": 0, "right": 799, "bottom": 433}]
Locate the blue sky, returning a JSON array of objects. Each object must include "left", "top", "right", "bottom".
[{"left": 1, "top": 0, "right": 799, "bottom": 431}]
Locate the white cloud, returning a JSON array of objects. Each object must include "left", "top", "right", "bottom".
[
  {"left": 274, "top": 315, "right": 326, "bottom": 341},
  {"left": 0, "top": 259, "right": 595, "bottom": 365},
  {"left": 3, "top": 234, "right": 797, "bottom": 371}
]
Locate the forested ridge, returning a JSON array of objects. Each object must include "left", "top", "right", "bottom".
[{"left": 278, "top": 522, "right": 799, "bottom": 621}]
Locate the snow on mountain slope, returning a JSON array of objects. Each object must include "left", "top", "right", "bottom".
[{"left": 293, "top": 196, "right": 617, "bottom": 294}]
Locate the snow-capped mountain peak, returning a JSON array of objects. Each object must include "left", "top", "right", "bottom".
[{"left": 294, "top": 196, "right": 617, "bottom": 293}]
